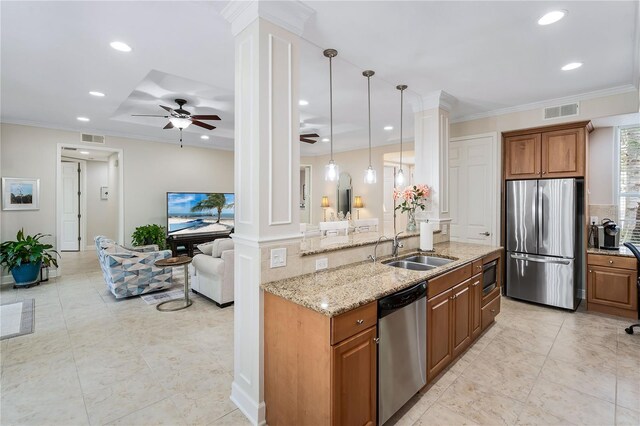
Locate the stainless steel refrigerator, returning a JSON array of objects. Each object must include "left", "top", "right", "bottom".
[{"left": 505, "top": 179, "right": 585, "bottom": 310}]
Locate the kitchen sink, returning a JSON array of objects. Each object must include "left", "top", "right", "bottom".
[
  {"left": 384, "top": 260, "right": 436, "bottom": 271},
  {"left": 403, "top": 255, "right": 453, "bottom": 267}
]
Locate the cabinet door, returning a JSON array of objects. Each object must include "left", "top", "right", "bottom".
[
  {"left": 588, "top": 266, "right": 638, "bottom": 311},
  {"left": 541, "top": 128, "right": 585, "bottom": 178},
  {"left": 470, "top": 274, "right": 482, "bottom": 341},
  {"left": 452, "top": 279, "right": 472, "bottom": 358},
  {"left": 504, "top": 134, "right": 541, "bottom": 179},
  {"left": 427, "top": 290, "right": 452, "bottom": 382},
  {"left": 332, "top": 326, "right": 377, "bottom": 426}
]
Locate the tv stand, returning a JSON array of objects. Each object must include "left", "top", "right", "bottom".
[{"left": 166, "top": 231, "right": 232, "bottom": 257}]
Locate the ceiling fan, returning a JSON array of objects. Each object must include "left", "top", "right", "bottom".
[
  {"left": 132, "top": 98, "right": 220, "bottom": 147},
  {"left": 300, "top": 133, "right": 319, "bottom": 144}
]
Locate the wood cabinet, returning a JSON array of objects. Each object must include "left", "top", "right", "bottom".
[
  {"left": 587, "top": 254, "right": 638, "bottom": 319},
  {"left": 470, "top": 273, "right": 482, "bottom": 340},
  {"left": 451, "top": 279, "right": 473, "bottom": 358},
  {"left": 503, "top": 121, "right": 592, "bottom": 180},
  {"left": 264, "top": 294, "right": 378, "bottom": 426},
  {"left": 332, "top": 327, "right": 377, "bottom": 426},
  {"left": 427, "top": 289, "right": 453, "bottom": 381}
]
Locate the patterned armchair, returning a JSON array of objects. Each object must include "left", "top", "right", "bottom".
[{"left": 95, "top": 236, "right": 173, "bottom": 299}]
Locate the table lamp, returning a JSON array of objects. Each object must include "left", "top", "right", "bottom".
[
  {"left": 353, "top": 196, "right": 364, "bottom": 219},
  {"left": 321, "top": 196, "right": 330, "bottom": 221}
]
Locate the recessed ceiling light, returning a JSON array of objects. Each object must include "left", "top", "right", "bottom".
[
  {"left": 200, "top": 135, "right": 209, "bottom": 140},
  {"left": 110, "top": 41, "right": 132, "bottom": 52},
  {"left": 89, "top": 91, "right": 105, "bottom": 97},
  {"left": 322, "top": 138, "right": 330, "bottom": 143},
  {"left": 77, "top": 117, "right": 90, "bottom": 122},
  {"left": 384, "top": 126, "right": 393, "bottom": 131},
  {"left": 538, "top": 10, "right": 567, "bottom": 26},
  {"left": 561, "top": 62, "right": 583, "bottom": 71},
  {"left": 299, "top": 100, "right": 309, "bottom": 106},
  {"left": 79, "top": 151, "right": 90, "bottom": 155}
]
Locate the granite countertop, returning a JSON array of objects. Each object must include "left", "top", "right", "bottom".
[
  {"left": 299, "top": 231, "right": 423, "bottom": 256},
  {"left": 262, "top": 241, "right": 503, "bottom": 317},
  {"left": 587, "top": 246, "right": 636, "bottom": 258}
]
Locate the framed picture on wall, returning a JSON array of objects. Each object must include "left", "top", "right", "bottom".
[{"left": 2, "top": 177, "right": 40, "bottom": 210}]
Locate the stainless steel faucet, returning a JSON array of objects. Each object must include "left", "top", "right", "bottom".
[
  {"left": 392, "top": 232, "right": 404, "bottom": 257},
  {"left": 368, "top": 236, "right": 389, "bottom": 262}
]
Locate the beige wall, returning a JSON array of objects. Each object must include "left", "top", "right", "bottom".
[
  {"left": 588, "top": 127, "right": 616, "bottom": 205},
  {"left": 85, "top": 160, "right": 117, "bottom": 242},
  {"left": 302, "top": 142, "right": 415, "bottom": 229},
  {"left": 0, "top": 123, "right": 234, "bottom": 249}
]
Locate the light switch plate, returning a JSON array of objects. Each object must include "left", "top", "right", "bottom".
[
  {"left": 270, "top": 248, "right": 287, "bottom": 268},
  {"left": 316, "top": 258, "right": 328, "bottom": 271}
]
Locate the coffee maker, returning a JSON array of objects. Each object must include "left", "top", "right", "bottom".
[{"left": 597, "top": 218, "right": 621, "bottom": 250}]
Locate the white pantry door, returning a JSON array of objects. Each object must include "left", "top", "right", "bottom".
[
  {"left": 449, "top": 135, "right": 496, "bottom": 245},
  {"left": 61, "top": 161, "right": 80, "bottom": 251}
]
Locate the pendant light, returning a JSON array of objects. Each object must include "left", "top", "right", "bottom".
[
  {"left": 324, "top": 49, "right": 339, "bottom": 181},
  {"left": 396, "top": 84, "right": 408, "bottom": 186},
  {"left": 363, "top": 70, "right": 377, "bottom": 184}
]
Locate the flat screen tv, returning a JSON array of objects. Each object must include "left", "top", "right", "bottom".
[{"left": 167, "top": 192, "right": 235, "bottom": 236}]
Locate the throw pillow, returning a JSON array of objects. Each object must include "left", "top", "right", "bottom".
[
  {"left": 211, "top": 238, "right": 234, "bottom": 258},
  {"left": 197, "top": 241, "right": 216, "bottom": 256}
]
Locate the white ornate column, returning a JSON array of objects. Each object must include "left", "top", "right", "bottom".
[
  {"left": 413, "top": 90, "right": 456, "bottom": 231},
  {"left": 222, "top": 1, "right": 312, "bottom": 425}
]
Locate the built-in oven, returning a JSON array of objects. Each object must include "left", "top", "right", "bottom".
[{"left": 482, "top": 259, "right": 498, "bottom": 296}]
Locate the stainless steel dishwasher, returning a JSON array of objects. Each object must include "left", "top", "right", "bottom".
[{"left": 378, "top": 281, "right": 427, "bottom": 425}]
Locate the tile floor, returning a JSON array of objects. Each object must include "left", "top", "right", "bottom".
[{"left": 1, "top": 251, "right": 639, "bottom": 425}]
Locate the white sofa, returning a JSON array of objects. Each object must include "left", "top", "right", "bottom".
[{"left": 189, "top": 238, "right": 234, "bottom": 307}]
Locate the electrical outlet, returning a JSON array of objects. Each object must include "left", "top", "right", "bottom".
[
  {"left": 590, "top": 216, "right": 599, "bottom": 224},
  {"left": 315, "top": 258, "right": 328, "bottom": 271},
  {"left": 270, "top": 248, "right": 287, "bottom": 268}
]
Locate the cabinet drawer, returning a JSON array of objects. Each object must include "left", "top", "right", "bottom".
[
  {"left": 331, "top": 301, "right": 377, "bottom": 345},
  {"left": 481, "top": 295, "right": 500, "bottom": 330},
  {"left": 587, "top": 254, "right": 636, "bottom": 271},
  {"left": 428, "top": 263, "right": 472, "bottom": 298},
  {"left": 471, "top": 259, "right": 483, "bottom": 275}
]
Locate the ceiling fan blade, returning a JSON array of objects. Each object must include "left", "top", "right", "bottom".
[
  {"left": 191, "top": 114, "right": 221, "bottom": 120},
  {"left": 300, "top": 138, "right": 317, "bottom": 144},
  {"left": 300, "top": 133, "right": 320, "bottom": 138},
  {"left": 132, "top": 114, "right": 169, "bottom": 117},
  {"left": 163, "top": 122, "right": 174, "bottom": 129},
  {"left": 160, "top": 105, "right": 174, "bottom": 113},
  {"left": 191, "top": 120, "right": 215, "bottom": 130}
]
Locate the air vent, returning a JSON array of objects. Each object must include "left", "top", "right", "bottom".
[
  {"left": 62, "top": 147, "right": 77, "bottom": 151},
  {"left": 544, "top": 102, "right": 579, "bottom": 120},
  {"left": 80, "top": 133, "right": 105, "bottom": 144}
]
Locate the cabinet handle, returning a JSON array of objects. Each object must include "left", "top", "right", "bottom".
[
  {"left": 356, "top": 319, "right": 364, "bottom": 325},
  {"left": 542, "top": 171, "right": 546, "bottom": 174},
  {"left": 609, "top": 260, "right": 613, "bottom": 264},
  {"left": 374, "top": 337, "right": 380, "bottom": 344},
  {"left": 491, "top": 309, "right": 496, "bottom": 313},
  {"left": 589, "top": 270, "right": 592, "bottom": 273}
]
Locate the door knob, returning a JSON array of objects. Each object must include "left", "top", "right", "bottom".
[{"left": 479, "top": 232, "right": 490, "bottom": 236}]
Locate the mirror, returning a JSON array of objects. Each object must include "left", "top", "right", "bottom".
[
  {"left": 300, "top": 165, "right": 312, "bottom": 224},
  {"left": 336, "top": 172, "right": 352, "bottom": 218}
]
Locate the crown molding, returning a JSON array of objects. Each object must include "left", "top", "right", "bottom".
[
  {"left": 451, "top": 84, "right": 638, "bottom": 124},
  {"left": 409, "top": 90, "right": 457, "bottom": 113},
  {"left": 221, "top": 0, "right": 315, "bottom": 37}
]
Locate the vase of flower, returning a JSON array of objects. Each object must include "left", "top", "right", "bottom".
[
  {"left": 393, "top": 184, "right": 431, "bottom": 233},
  {"left": 406, "top": 209, "right": 417, "bottom": 232}
]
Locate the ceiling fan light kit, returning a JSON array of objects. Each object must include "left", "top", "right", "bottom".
[
  {"left": 131, "top": 98, "right": 220, "bottom": 148},
  {"left": 363, "top": 69, "right": 377, "bottom": 184},
  {"left": 324, "top": 48, "right": 340, "bottom": 182}
]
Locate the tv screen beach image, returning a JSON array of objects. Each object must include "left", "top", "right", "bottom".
[{"left": 167, "top": 192, "right": 234, "bottom": 235}]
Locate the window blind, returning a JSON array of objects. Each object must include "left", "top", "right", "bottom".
[{"left": 619, "top": 126, "right": 640, "bottom": 244}]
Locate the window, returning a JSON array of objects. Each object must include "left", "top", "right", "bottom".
[{"left": 618, "top": 126, "right": 640, "bottom": 244}]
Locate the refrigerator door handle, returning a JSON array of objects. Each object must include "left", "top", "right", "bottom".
[
  {"left": 537, "top": 180, "right": 543, "bottom": 255},
  {"left": 510, "top": 254, "right": 571, "bottom": 265}
]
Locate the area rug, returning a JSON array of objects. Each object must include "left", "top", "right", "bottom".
[
  {"left": 141, "top": 290, "right": 185, "bottom": 305},
  {"left": 0, "top": 299, "right": 35, "bottom": 340}
]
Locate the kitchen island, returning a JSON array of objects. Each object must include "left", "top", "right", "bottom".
[{"left": 262, "top": 241, "right": 504, "bottom": 426}]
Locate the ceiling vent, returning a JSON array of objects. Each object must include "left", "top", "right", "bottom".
[
  {"left": 80, "top": 133, "right": 105, "bottom": 144},
  {"left": 543, "top": 102, "right": 579, "bottom": 120}
]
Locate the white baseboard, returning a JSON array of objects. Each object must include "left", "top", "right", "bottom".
[
  {"left": 1, "top": 270, "right": 59, "bottom": 286},
  {"left": 230, "top": 382, "right": 266, "bottom": 426}
]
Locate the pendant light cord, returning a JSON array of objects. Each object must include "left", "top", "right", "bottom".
[
  {"left": 329, "top": 55, "right": 334, "bottom": 162},
  {"left": 367, "top": 75, "right": 372, "bottom": 167},
  {"left": 399, "top": 87, "right": 403, "bottom": 172}
]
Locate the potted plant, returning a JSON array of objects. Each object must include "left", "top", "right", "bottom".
[
  {"left": 0, "top": 229, "right": 59, "bottom": 287},
  {"left": 131, "top": 224, "right": 167, "bottom": 250}
]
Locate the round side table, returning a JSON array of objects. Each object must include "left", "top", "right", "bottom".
[{"left": 154, "top": 256, "right": 193, "bottom": 311}]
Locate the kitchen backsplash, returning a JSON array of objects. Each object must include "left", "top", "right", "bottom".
[{"left": 589, "top": 204, "right": 618, "bottom": 224}]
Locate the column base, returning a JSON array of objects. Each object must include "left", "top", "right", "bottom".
[{"left": 231, "top": 381, "right": 266, "bottom": 426}]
